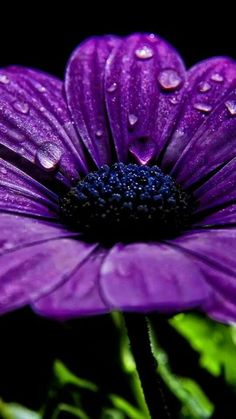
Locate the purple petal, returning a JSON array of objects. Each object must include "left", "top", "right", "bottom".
[
  {"left": 104, "top": 33, "right": 186, "bottom": 164},
  {"left": 194, "top": 158, "right": 236, "bottom": 213},
  {"left": 192, "top": 157, "right": 236, "bottom": 227},
  {"left": 197, "top": 205, "right": 236, "bottom": 226},
  {"left": 0, "top": 215, "right": 95, "bottom": 314},
  {"left": 0, "top": 213, "right": 77, "bottom": 252},
  {"left": 33, "top": 247, "right": 108, "bottom": 319},
  {"left": 169, "top": 229, "right": 236, "bottom": 321},
  {"left": 0, "top": 157, "right": 58, "bottom": 218},
  {"left": 162, "top": 57, "right": 236, "bottom": 170},
  {"left": 0, "top": 67, "right": 88, "bottom": 185},
  {"left": 65, "top": 36, "right": 120, "bottom": 166},
  {"left": 99, "top": 242, "right": 210, "bottom": 312},
  {"left": 171, "top": 229, "right": 236, "bottom": 275},
  {"left": 166, "top": 60, "right": 236, "bottom": 188},
  {"left": 204, "top": 293, "right": 236, "bottom": 323}
]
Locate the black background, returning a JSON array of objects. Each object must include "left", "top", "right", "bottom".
[
  {"left": 0, "top": 4, "right": 234, "bottom": 77},
  {"left": 0, "top": 3, "right": 234, "bottom": 417}
]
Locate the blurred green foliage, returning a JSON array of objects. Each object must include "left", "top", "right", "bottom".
[
  {"left": 170, "top": 313, "right": 236, "bottom": 385},
  {"left": 0, "top": 400, "right": 40, "bottom": 419},
  {"left": 1, "top": 312, "right": 236, "bottom": 418},
  {"left": 150, "top": 332, "right": 213, "bottom": 418}
]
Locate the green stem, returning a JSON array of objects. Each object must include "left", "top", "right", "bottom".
[{"left": 124, "top": 313, "right": 172, "bottom": 419}]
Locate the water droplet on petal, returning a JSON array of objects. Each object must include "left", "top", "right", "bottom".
[
  {"left": 193, "top": 102, "right": 212, "bottom": 113},
  {"left": 169, "top": 97, "right": 179, "bottom": 105},
  {"left": 129, "top": 137, "right": 156, "bottom": 165},
  {"left": 36, "top": 142, "right": 62, "bottom": 171},
  {"left": 128, "top": 114, "right": 138, "bottom": 127},
  {"left": 225, "top": 100, "right": 236, "bottom": 115},
  {"left": 0, "top": 74, "right": 10, "bottom": 84},
  {"left": 211, "top": 73, "right": 224, "bottom": 82},
  {"left": 36, "top": 83, "right": 46, "bottom": 93},
  {"left": 2, "top": 241, "right": 14, "bottom": 251},
  {"left": 107, "top": 82, "right": 118, "bottom": 93},
  {"left": 147, "top": 33, "right": 158, "bottom": 42},
  {"left": 135, "top": 45, "right": 154, "bottom": 60},
  {"left": 0, "top": 166, "right": 7, "bottom": 175},
  {"left": 19, "top": 146, "right": 26, "bottom": 155},
  {"left": 13, "top": 101, "right": 29, "bottom": 114},
  {"left": 158, "top": 69, "right": 182, "bottom": 91},
  {"left": 39, "top": 106, "right": 46, "bottom": 112},
  {"left": 95, "top": 129, "right": 103, "bottom": 138},
  {"left": 198, "top": 81, "right": 211, "bottom": 93}
]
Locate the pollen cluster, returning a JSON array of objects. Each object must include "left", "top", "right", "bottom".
[{"left": 60, "top": 163, "right": 194, "bottom": 241}]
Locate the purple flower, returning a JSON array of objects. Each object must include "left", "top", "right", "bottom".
[{"left": 0, "top": 33, "right": 235, "bottom": 323}]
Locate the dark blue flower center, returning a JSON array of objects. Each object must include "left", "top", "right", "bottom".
[{"left": 60, "top": 163, "right": 194, "bottom": 242}]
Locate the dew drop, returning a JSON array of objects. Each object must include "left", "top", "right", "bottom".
[
  {"left": 169, "top": 97, "right": 179, "bottom": 105},
  {"left": 135, "top": 45, "right": 154, "bottom": 60},
  {"left": 0, "top": 74, "right": 10, "bottom": 84},
  {"left": 193, "top": 102, "right": 212, "bottom": 113},
  {"left": 36, "top": 142, "right": 62, "bottom": 171},
  {"left": 129, "top": 137, "right": 156, "bottom": 165},
  {"left": 36, "top": 83, "right": 46, "bottom": 93},
  {"left": 225, "top": 100, "right": 236, "bottom": 115},
  {"left": 2, "top": 241, "right": 14, "bottom": 251},
  {"left": 198, "top": 81, "right": 211, "bottom": 93},
  {"left": 147, "top": 33, "right": 158, "bottom": 42},
  {"left": 107, "top": 82, "right": 118, "bottom": 93},
  {"left": 0, "top": 166, "right": 7, "bottom": 175},
  {"left": 211, "top": 73, "right": 224, "bottom": 82},
  {"left": 158, "top": 69, "right": 182, "bottom": 91},
  {"left": 19, "top": 146, "right": 26, "bottom": 155},
  {"left": 95, "top": 129, "right": 103, "bottom": 138},
  {"left": 13, "top": 101, "right": 30, "bottom": 114},
  {"left": 128, "top": 114, "right": 138, "bottom": 127}
]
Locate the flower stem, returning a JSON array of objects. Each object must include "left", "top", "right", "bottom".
[{"left": 124, "top": 313, "right": 172, "bottom": 419}]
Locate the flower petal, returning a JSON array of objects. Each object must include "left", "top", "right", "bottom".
[
  {"left": 0, "top": 67, "right": 88, "bottom": 185},
  {"left": 169, "top": 229, "right": 236, "bottom": 321},
  {"left": 197, "top": 205, "right": 236, "bottom": 226},
  {"left": 0, "top": 157, "right": 58, "bottom": 218},
  {"left": 33, "top": 247, "right": 108, "bottom": 319},
  {"left": 162, "top": 57, "right": 236, "bottom": 171},
  {"left": 166, "top": 59, "right": 236, "bottom": 188},
  {"left": 192, "top": 157, "right": 236, "bottom": 227},
  {"left": 65, "top": 36, "right": 120, "bottom": 166},
  {"left": 171, "top": 229, "right": 236, "bottom": 275},
  {"left": 0, "top": 213, "right": 77, "bottom": 252},
  {"left": 99, "top": 242, "right": 210, "bottom": 312},
  {"left": 0, "top": 214, "right": 95, "bottom": 314},
  {"left": 204, "top": 293, "right": 236, "bottom": 323},
  {"left": 194, "top": 157, "right": 236, "bottom": 213},
  {"left": 104, "top": 33, "right": 186, "bottom": 164}
]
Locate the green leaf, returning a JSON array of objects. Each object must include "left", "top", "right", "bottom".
[
  {"left": 0, "top": 400, "right": 40, "bottom": 419},
  {"left": 51, "top": 403, "right": 89, "bottom": 419},
  {"left": 170, "top": 313, "right": 236, "bottom": 385},
  {"left": 109, "top": 395, "right": 147, "bottom": 419},
  {"left": 179, "top": 378, "right": 214, "bottom": 418},
  {"left": 101, "top": 408, "right": 125, "bottom": 419},
  {"left": 53, "top": 360, "right": 98, "bottom": 392},
  {"left": 149, "top": 323, "right": 214, "bottom": 419}
]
